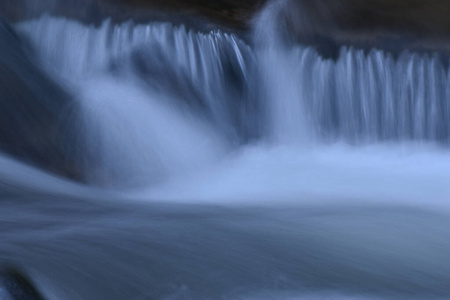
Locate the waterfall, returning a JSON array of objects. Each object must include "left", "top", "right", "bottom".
[
  {"left": 19, "top": 15, "right": 450, "bottom": 148},
  {"left": 17, "top": 17, "right": 256, "bottom": 185},
  {"left": 14, "top": 7, "right": 450, "bottom": 185}
]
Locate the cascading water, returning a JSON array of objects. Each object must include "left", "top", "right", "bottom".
[
  {"left": 17, "top": 17, "right": 257, "bottom": 185},
  {"left": 16, "top": 10, "right": 450, "bottom": 190},
  {"left": 2, "top": 0, "right": 450, "bottom": 299},
  {"left": 18, "top": 10, "right": 450, "bottom": 172}
]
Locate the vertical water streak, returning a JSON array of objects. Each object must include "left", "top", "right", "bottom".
[{"left": 253, "top": 0, "right": 311, "bottom": 145}]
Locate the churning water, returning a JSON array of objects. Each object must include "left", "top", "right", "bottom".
[{"left": 1, "top": 0, "right": 450, "bottom": 299}]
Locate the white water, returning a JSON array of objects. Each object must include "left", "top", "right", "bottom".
[
  {"left": 77, "top": 76, "right": 225, "bottom": 186},
  {"left": 144, "top": 143, "right": 450, "bottom": 209}
]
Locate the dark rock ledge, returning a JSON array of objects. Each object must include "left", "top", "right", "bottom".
[{"left": 3, "top": 0, "right": 450, "bottom": 55}]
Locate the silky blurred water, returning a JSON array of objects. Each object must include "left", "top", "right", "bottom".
[{"left": 1, "top": 0, "right": 450, "bottom": 299}]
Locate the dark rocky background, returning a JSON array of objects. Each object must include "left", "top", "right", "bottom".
[
  {"left": 2, "top": 0, "right": 450, "bottom": 52},
  {"left": 1, "top": 0, "right": 450, "bottom": 33},
  {"left": 0, "top": 0, "right": 264, "bottom": 30}
]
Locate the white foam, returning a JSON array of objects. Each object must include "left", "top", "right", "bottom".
[{"left": 140, "top": 143, "right": 450, "bottom": 211}]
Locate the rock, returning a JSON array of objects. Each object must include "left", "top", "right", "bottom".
[
  {"left": 256, "top": 0, "right": 450, "bottom": 58},
  {"left": 0, "top": 18, "right": 81, "bottom": 180},
  {"left": 3, "top": 0, "right": 450, "bottom": 55},
  {"left": 0, "top": 0, "right": 262, "bottom": 31},
  {"left": 0, "top": 266, "right": 45, "bottom": 300}
]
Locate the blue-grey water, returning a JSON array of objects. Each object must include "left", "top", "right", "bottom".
[{"left": 1, "top": 0, "right": 450, "bottom": 299}]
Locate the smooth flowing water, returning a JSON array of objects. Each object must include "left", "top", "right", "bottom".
[{"left": 1, "top": 0, "right": 450, "bottom": 299}]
